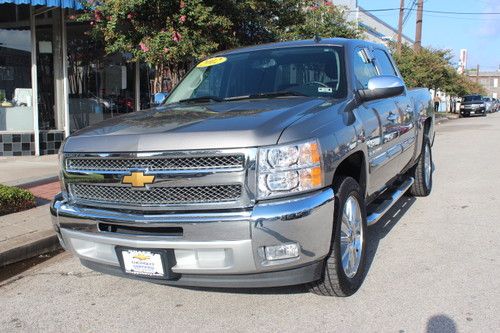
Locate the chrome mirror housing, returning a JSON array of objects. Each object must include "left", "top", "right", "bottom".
[{"left": 358, "top": 75, "right": 405, "bottom": 102}]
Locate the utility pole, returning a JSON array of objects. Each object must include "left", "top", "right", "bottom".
[
  {"left": 476, "top": 64, "right": 480, "bottom": 83},
  {"left": 397, "top": 0, "right": 404, "bottom": 55},
  {"left": 414, "top": 0, "right": 424, "bottom": 51}
]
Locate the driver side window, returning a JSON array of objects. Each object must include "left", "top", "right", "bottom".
[{"left": 353, "top": 48, "right": 379, "bottom": 89}]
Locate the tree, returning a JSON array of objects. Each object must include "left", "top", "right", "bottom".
[
  {"left": 79, "top": 0, "right": 234, "bottom": 92},
  {"left": 206, "top": 0, "right": 307, "bottom": 46},
  {"left": 79, "top": 0, "right": 362, "bottom": 93},
  {"left": 392, "top": 43, "right": 452, "bottom": 91},
  {"left": 278, "top": 1, "right": 362, "bottom": 40},
  {"left": 390, "top": 43, "right": 484, "bottom": 97}
]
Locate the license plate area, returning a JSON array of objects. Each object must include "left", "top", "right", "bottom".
[{"left": 115, "top": 247, "right": 178, "bottom": 280}]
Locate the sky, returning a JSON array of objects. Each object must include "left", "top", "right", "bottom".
[{"left": 357, "top": 0, "right": 500, "bottom": 72}]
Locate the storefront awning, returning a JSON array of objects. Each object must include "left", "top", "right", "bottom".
[{"left": 0, "top": 0, "right": 83, "bottom": 9}]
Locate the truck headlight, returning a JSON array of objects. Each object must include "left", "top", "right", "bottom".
[{"left": 257, "top": 139, "right": 323, "bottom": 199}]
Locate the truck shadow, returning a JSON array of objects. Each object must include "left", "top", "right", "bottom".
[
  {"left": 181, "top": 195, "right": 416, "bottom": 296},
  {"left": 364, "top": 195, "right": 416, "bottom": 275}
]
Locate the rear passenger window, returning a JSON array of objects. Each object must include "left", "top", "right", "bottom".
[
  {"left": 353, "top": 48, "right": 379, "bottom": 89},
  {"left": 373, "top": 49, "right": 397, "bottom": 76}
]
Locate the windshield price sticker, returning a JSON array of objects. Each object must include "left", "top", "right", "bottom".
[{"left": 197, "top": 57, "right": 227, "bottom": 68}]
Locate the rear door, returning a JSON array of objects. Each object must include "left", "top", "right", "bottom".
[
  {"left": 352, "top": 47, "right": 402, "bottom": 194},
  {"left": 372, "top": 48, "right": 416, "bottom": 171}
]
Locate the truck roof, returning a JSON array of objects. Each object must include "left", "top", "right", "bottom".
[{"left": 215, "top": 38, "right": 382, "bottom": 56}]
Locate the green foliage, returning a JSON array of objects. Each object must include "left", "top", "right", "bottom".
[
  {"left": 278, "top": 2, "right": 362, "bottom": 40},
  {"left": 79, "top": 0, "right": 233, "bottom": 69},
  {"left": 391, "top": 43, "right": 485, "bottom": 96},
  {"left": 207, "top": 0, "right": 307, "bottom": 46},
  {"left": 0, "top": 184, "right": 36, "bottom": 216}
]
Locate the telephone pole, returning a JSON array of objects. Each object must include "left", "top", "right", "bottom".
[
  {"left": 396, "top": 0, "right": 404, "bottom": 55},
  {"left": 476, "top": 64, "right": 480, "bottom": 83},
  {"left": 414, "top": 0, "right": 424, "bottom": 51}
]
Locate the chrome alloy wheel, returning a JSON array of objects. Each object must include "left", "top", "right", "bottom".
[
  {"left": 340, "top": 195, "right": 363, "bottom": 278},
  {"left": 424, "top": 144, "right": 432, "bottom": 189}
]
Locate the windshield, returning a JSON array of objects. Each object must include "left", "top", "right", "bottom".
[
  {"left": 165, "top": 46, "right": 346, "bottom": 104},
  {"left": 483, "top": 97, "right": 491, "bottom": 102},
  {"left": 463, "top": 95, "right": 482, "bottom": 102}
]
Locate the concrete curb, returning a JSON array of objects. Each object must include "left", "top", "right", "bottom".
[
  {"left": 0, "top": 231, "right": 60, "bottom": 268},
  {"left": 10, "top": 176, "right": 59, "bottom": 189}
]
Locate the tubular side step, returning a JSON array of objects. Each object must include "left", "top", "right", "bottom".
[{"left": 366, "top": 177, "right": 414, "bottom": 226}]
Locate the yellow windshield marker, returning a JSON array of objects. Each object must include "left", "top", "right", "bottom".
[{"left": 197, "top": 57, "right": 227, "bottom": 68}]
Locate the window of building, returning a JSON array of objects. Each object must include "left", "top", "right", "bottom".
[
  {"left": 66, "top": 21, "right": 137, "bottom": 132},
  {"left": 0, "top": 7, "right": 33, "bottom": 133}
]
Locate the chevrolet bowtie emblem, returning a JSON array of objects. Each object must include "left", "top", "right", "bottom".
[
  {"left": 132, "top": 253, "right": 151, "bottom": 261},
  {"left": 122, "top": 171, "right": 155, "bottom": 187}
]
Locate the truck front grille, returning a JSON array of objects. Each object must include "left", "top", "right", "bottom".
[
  {"left": 69, "top": 183, "right": 243, "bottom": 206},
  {"left": 66, "top": 155, "right": 244, "bottom": 172}
]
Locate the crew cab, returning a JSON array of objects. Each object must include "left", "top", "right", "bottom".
[{"left": 51, "top": 39, "right": 434, "bottom": 297}]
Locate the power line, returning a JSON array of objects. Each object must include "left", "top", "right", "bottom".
[
  {"left": 402, "top": 0, "right": 417, "bottom": 27},
  {"left": 422, "top": 13, "right": 500, "bottom": 21},
  {"left": 356, "top": 8, "right": 500, "bottom": 15}
]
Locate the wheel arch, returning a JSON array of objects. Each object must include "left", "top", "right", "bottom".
[{"left": 331, "top": 150, "right": 368, "bottom": 198}]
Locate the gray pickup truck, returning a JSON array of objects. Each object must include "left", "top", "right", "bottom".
[{"left": 51, "top": 38, "right": 434, "bottom": 297}]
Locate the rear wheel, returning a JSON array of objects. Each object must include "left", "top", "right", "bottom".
[
  {"left": 409, "top": 137, "right": 433, "bottom": 196},
  {"left": 308, "top": 176, "right": 367, "bottom": 297}
]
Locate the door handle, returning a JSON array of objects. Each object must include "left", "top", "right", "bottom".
[{"left": 387, "top": 112, "right": 398, "bottom": 122}]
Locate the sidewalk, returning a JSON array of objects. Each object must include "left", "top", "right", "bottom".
[
  {"left": 0, "top": 205, "right": 59, "bottom": 267},
  {"left": 0, "top": 155, "right": 59, "bottom": 187},
  {"left": 0, "top": 155, "right": 61, "bottom": 267}
]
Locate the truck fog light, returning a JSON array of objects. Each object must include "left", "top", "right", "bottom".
[{"left": 264, "top": 243, "right": 300, "bottom": 261}]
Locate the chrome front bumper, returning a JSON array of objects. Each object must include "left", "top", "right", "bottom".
[{"left": 51, "top": 188, "right": 334, "bottom": 287}]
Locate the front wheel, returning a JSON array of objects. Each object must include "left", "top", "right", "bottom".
[
  {"left": 409, "top": 137, "right": 433, "bottom": 196},
  {"left": 308, "top": 176, "right": 367, "bottom": 297}
]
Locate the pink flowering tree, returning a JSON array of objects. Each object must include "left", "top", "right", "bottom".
[
  {"left": 78, "top": 0, "right": 361, "bottom": 95},
  {"left": 79, "top": 0, "right": 233, "bottom": 92}
]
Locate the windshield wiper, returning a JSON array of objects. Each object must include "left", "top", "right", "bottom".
[
  {"left": 178, "top": 96, "right": 224, "bottom": 103},
  {"left": 226, "top": 91, "right": 307, "bottom": 101}
]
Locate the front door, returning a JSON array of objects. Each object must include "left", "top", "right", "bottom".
[
  {"left": 353, "top": 47, "right": 403, "bottom": 194},
  {"left": 372, "top": 48, "right": 416, "bottom": 172}
]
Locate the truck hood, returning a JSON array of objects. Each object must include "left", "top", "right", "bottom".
[{"left": 64, "top": 97, "right": 330, "bottom": 152}]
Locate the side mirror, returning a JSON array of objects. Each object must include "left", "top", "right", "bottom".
[
  {"left": 153, "top": 92, "right": 168, "bottom": 105},
  {"left": 358, "top": 75, "right": 405, "bottom": 102}
]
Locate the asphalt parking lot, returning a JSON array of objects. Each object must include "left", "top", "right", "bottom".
[{"left": 1, "top": 113, "right": 499, "bottom": 332}]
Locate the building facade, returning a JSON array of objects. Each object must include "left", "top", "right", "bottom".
[
  {"left": 468, "top": 71, "right": 500, "bottom": 99},
  {"left": 336, "top": 0, "right": 414, "bottom": 45},
  {"left": 0, "top": 1, "right": 153, "bottom": 156}
]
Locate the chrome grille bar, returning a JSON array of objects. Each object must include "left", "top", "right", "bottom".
[
  {"left": 69, "top": 184, "right": 243, "bottom": 206},
  {"left": 66, "top": 155, "right": 245, "bottom": 172}
]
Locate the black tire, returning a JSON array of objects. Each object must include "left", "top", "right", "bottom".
[
  {"left": 409, "top": 137, "right": 433, "bottom": 197},
  {"left": 308, "top": 176, "right": 368, "bottom": 297}
]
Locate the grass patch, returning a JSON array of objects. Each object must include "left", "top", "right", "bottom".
[{"left": 0, "top": 184, "right": 36, "bottom": 216}]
